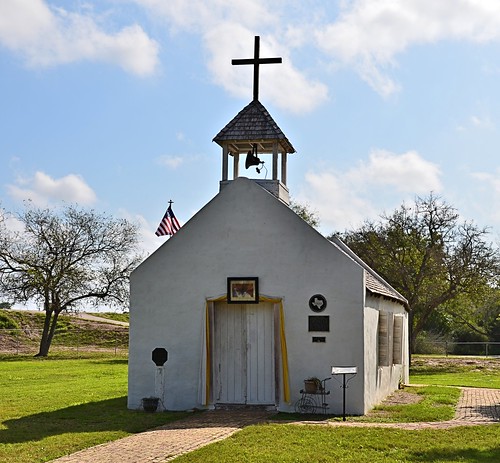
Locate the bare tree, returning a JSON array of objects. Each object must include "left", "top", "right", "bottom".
[{"left": 0, "top": 204, "right": 142, "bottom": 356}]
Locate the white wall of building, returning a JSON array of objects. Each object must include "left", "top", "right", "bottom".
[
  {"left": 363, "top": 295, "right": 409, "bottom": 412},
  {"left": 128, "top": 178, "right": 408, "bottom": 414}
]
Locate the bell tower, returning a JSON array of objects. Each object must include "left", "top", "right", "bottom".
[{"left": 213, "top": 36, "right": 296, "bottom": 205}]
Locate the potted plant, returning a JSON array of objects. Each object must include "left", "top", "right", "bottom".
[
  {"left": 304, "top": 377, "right": 322, "bottom": 393},
  {"left": 141, "top": 397, "right": 160, "bottom": 412}
]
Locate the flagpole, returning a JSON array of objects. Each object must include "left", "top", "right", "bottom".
[{"left": 166, "top": 200, "right": 173, "bottom": 239}]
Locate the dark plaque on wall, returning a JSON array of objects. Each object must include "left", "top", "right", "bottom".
[
  {"left": 309, "top": 294, "right": 327, "bottom": 312},
  {"left": 152, "top": 347, "right": 168, "bottom": 366},
  {"left": 308, "top": 315, "right": 330, "bottom": 332}
]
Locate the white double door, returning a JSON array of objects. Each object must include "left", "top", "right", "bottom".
[{"left": 214, "top": 302, "right": 275, "bottom": 405}]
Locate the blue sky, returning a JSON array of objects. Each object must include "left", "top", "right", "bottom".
[{"left": 1, "top": 0, "right": 500, "bottom": 255}]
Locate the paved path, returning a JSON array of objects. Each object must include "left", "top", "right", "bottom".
[
  {"left": 308, "top": 387, "right": 500, "bottom": 430},
  {"left": 75, "top": 313, "right": 129, "bottom": 327},
  {"left": 50, "top": 410, "right": 271, "bottom": 463},
  {"left": 51, "top": 388, "right": 499, "bottom": 463}
]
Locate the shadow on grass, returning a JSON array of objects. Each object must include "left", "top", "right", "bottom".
[
  {"left": 271, "top": 412, "right": 333, "bottom": 421},
  {"left": 409, "top": 447, "right": 500, "bottom": 462},
  {"left": 0, "top": 396, "right": 185, "bottom": 444}
]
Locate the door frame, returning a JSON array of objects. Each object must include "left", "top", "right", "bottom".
[{"left": 203, "top": 295, "right": 290, "bottom": 408}]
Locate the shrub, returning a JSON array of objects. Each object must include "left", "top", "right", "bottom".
[{"left": 0, "top": 312, "right": 20, "bottom": 330}]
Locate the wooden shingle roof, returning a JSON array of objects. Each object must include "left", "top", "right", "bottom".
[
  {"left": 213, "top": 100, "right": 295, "bottom": 154},
  {"left": 364, "top": 271, "right": 408, "bottom": 307}
]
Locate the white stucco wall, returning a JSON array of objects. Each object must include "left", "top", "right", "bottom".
[
  {"left": 363, "top": 294, "right": 409, "bottom": 412},
  {"left": 128, "top": 178, "right": 403, "bottom": 415}
]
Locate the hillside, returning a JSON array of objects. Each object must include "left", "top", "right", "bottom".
[{"left": 0, "top": 310, "right": 129, "bottom": 355}]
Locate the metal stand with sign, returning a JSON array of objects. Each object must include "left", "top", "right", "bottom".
[{"left": 331, "top": 366, "right": 357, "bottom": 421}]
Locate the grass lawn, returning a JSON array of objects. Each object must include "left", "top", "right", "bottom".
[
  {"left": 173, "top": 424, "right": 500, "bottom": 463},
  {"left": 410, "top": 356, "right": 500, "bottom": 388},
  {"left": 173, "top": 357, "right": 500, "bottom": 463},
  {"left": 0, "top": 353, "right": 186, "bottom": 463},
  {"left": 0, "top": 354, "right": 498, "bottom": 463},
  {"left": 355, "top": 385, "right": 461, "bottom": 423}
]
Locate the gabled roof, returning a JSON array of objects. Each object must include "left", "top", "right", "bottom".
[
  {"left": 364, "top": 272, "right": 408, "bottom": 307},
  {"left": 330, "top": 236, "right": 409, "bottom": 309},
  {"left": 213, "top": 100, "right": 295, "bottom": 154}
]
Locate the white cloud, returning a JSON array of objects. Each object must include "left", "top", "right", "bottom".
[
  {"left": 204, "top": 26, "right": 329, "bottom": 113},
  {"left": 315, "top": 0, "right": 500, "bottom": 95},
  {"left": 297, "top": 150, "right": 442, "bottom": 231},
  {"left": 132, "top": 1, "right": 329, "bottom": 112},
  {"left": 3, "top": 215, "right": 25, "bottom": 234},
  {"left": 473, "top": 169, "right": 500, "bottom": 195},
  {"left": 470, "top": 115, "right": 494, "bottom": 129},
  {"left": 456, "top": 114, "right": 495, "bottom": 132},
  {"left": 130, "top": 0, "right": 500, "bottom": 102},
  {"left": 132, "top": 0, "right": 271, "bottom": 33},
  {"left": 355, "top": 150, "right": 442, "bottom": 193},
  {"left": 157, "top": 155, "right": 184, "bottom": 169},
  {"left": 118, "top": 209, "right": 163, "bottom": 257},
  {"left": 300, "top": 169, "right": 374, "bottom": 231},
  {"left": 470, "top": 168, "right": 500, "bottom": 226},
  {"left": 7, "top": 171, "right": 97, "bottom": 206},
  {"left": 0, "top": 0, "right": 159, "bottom": 76}
]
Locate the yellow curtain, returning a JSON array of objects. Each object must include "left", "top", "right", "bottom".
[{"left": 203, "top": 295, "right": 290, "bottom": 405}]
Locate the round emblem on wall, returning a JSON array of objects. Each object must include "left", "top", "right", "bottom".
[{"left": 309, "top": 294, "right": 327, "bottom": 312}]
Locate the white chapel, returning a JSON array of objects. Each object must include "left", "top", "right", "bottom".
[{"left": 128, "top": 37, "right": 409, "bottom": 415}]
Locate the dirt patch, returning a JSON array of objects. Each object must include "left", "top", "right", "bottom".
[
  {"left": 411, "top": 356, "right": 500, "bottom": 375},
  {"left": 379, "top": 389, "right": 422, "bottom": 406}
]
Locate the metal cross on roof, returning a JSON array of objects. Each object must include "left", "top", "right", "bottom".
[{"left": 232, "top": 36, "right": 282, "bottom": 101}]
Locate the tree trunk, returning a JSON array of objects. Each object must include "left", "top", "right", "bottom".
[{"left": 35, "top": 309, "right": 60, "bottom": 357}]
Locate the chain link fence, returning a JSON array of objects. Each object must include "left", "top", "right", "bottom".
[{"left": 415, "top": 340, "right": 500, "bottom": 357}]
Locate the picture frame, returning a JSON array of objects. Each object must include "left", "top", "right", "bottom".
[{"left": 227, "top": 277, "right": 259, "bottom": 304}]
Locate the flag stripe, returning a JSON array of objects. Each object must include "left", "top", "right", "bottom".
[{"left": 155, "top": 205, "right": 181, "bottom": 236}]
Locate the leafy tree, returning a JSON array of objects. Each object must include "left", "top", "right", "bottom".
[
  {"left": 0, "top": 204, "right": 141, "bottom": 356},
  {"left": 290, "top": 199, "right": 320, "bottom": 229},
  {"left": 332, "top": 194, "right": 500, "bottom": 353},
  {"left": 471, "top": 288, "right": 500, "bottom": 342}
]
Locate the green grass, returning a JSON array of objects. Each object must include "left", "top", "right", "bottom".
[
  {"left": 0, "top": 354, "right": 187, "bottom": 463},
  {"left": 1, "top": 355, "right": 499, "bottom": 463},
  {"left": 92, "top": 312, "right": 130, "bottom": 323},
  {"left": 173, "top": 424, "right": 500, "bottom": 463},
  {"left": 174, "top": 357, "right": 500, "bottom": 462},
  {"left": 354, "top": 385, "right": 460, "bottom": 423},
  {"left": 410, "top": 356, "right": 500, "bottom": 388}
]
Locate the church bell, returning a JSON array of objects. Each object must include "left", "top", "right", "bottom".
[{"left": 245, "top": 144, "right": 264, "bottom": 171}]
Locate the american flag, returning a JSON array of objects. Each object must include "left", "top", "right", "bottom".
[{"left": 155, "top": 203, "right": 181, "bottom": 236}]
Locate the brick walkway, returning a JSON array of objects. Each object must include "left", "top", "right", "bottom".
[
  {"left": 50, "top": 410, "right": 271, "bottom": 463},
  {"left": 51, "top": 388, "right": 499, "bottom": 463},
  {"left": 454, "top": 387, "right": 500, "bottom": 423},
  {"left": 323, "top": 387, "right": 500, "bottom": 430}
]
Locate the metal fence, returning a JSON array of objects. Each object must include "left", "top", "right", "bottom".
[
  {"left": 415, "top": 341, "right": 500, "bottom": 357},
  {"left": 0, "top": 327, "right": 129, "bottom": 356}
]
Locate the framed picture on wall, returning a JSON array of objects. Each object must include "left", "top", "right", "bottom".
[{"left": 227, "top": 277, "right": 259, "bottom": 304}]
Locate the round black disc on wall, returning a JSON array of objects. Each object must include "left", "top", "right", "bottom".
[{"left": 309, "top": 294, "right": 327, "bottom": 312}]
